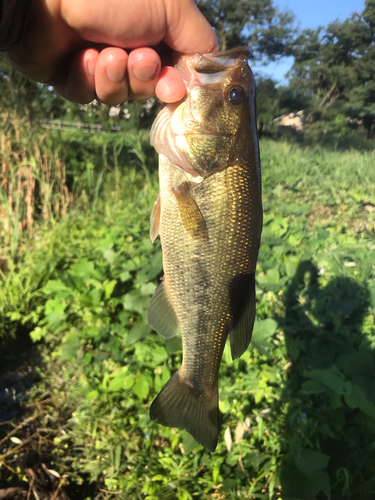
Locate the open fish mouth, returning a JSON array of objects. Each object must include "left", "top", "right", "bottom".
[{"left": 175, "top": 47, "right": 252, "bottom": 87}]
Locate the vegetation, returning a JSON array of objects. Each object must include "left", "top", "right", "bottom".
[
  {"left": 289, "top": 0, "right": 375, "bottom": 138},
  {"left": 1, "top": 133, "right": 375, "bottom": 499},
  {"left": 0, "top": 1, "right": 374, "bottom": 499},
  {"left": 195, "top": 0, "right": 296, "bottom": 57}
]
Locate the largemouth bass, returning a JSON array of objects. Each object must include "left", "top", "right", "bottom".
[{"left": 147, "top": 47, "right": 262, "bottom": 452}]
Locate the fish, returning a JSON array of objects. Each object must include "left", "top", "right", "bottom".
[{"left": 147, "top": 47, "right": 262, "bottom": 452}]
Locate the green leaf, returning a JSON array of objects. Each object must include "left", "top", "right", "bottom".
[
  {"left": 140, "top": 282, "right": 157, "bottom": 296},
  {"left": 301, "top": 380, "right": 326, "bottom": 394},
  {"left": 105, "top": 280, "right": 117, "bottom": 299},
  {"left": 257, "top": 268, "right": 280, "bottom": 285},
  {"left": 285, "top": 260, "right": 298, "bottom": 278},
  {"left": 345, "top": 384, "right": 375, "bottom": 419},
  {"left": 253, "top": 318, "right": 278, "bottom": 339},
  {"left": 43, "top": 279, "right": 71, "bottom": 294},
  {"left": 317, "top": 229, "right": 330, "bottom": 241},
  {"left": 123, "top": 292, "right": 149, "bottom": 314},
  {"left": 305, "top": 471, "right": 331, "bottom": 498},
  {"left": 108, "top": 374, "right": 126, "bottom": 392},
  {"left": 151, "top": 345, "right": 169, "bottom": 365},
  {"left": 103, "top": 248, "right": 116, "bottom": 265},
  {"left": 123, "top": 376, "right": 134, "bottom": 390},
  {"left": 133, "top": 375, "right": 150, "bottom": 399},
  {"left": 7, "top": 311, "right": 21, "bottom": 321},
  {"left": 61, "top": 332, "right": 81, "bottom": 360},
  {"left": 120, "top": 271, "right": 132, "bottom": 282},
  {"left": 126, "top": 323, "right": 152, "bottom": 346},
  {"left": 165, "top": 335, "right": 182, "bottom": 354},
  {"left": 369, "top": 279, "right": 375, "bottom": 308},
  {"left": 30, "top": 326, "right": 46, "bottom": 342},
  {"left": 70, "top": 260, "right": 95, "bottom": 277},
  {"left": 295, "top": 449, "right": 330, "bottom": 476},
  {"left": 305, "top": 367, "right": 351, "bottom": 395},
  {"left": 182, "top": 431, "right": 200, "bottom": 454},
  {"left": 219, "top": 399, "right": 231, "bottom": 413},
  {"left": 251, "top": 318, "right": 278, "bottom": 356},
  {"left": 114, "top": 444, "right": 122, "bottom": 468},
  {"left": 86, "top": 390, "right": 99, "bottom": 401}
]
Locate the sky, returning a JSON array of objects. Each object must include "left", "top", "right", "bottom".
[{"left": 251, "top": 0, "right": 365, "bottom": 84}]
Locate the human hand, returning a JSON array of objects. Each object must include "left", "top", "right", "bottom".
[{"left": 4, "top": 0, "right": 218, "bottom": 104}]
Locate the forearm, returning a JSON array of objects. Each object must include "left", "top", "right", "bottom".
[{"left": 0, "top": 0, "right": 34, "bottom": 49}]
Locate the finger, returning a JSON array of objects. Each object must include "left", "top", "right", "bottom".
[
  {"left": 127, "top": 47, "right": 161, "bottom": 101},
  {"left": 53, "top": 48, "right": 98, "bottom": 103},
  {"left": 164, "top": 0, "right": 219, "bottom": 54},
  {"left": 94, "top": 47, "right": 129, "bottom": 105},
  {"left": 155, "top": 66, "right": 186, "bottom": 103}
]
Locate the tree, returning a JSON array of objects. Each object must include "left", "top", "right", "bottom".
[
  {"left": 288, "top": 0, "right": 375, "bottom": 137},
  {"left": 345, "top": 83, "right": 375, "bottom": 138},
  {"left": 195, "top": 0, "right": 296, "bottom": 59}
]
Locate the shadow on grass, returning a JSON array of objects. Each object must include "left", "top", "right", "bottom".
[
  {"left": 0, "top": 329, "right": 41, "bottom": 424},
  {"left": 279, "top": 261, "right": 375, "bottom": 499}
]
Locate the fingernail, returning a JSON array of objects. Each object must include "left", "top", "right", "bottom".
[
  {"left": 133, "top": 62, "right": 159, "bottom": 82},
  {"left": 87, "top": 57, "right": 96, "bottom": 77},
  {"left": 106, "top": 64, "right": 126, "bottom": 84}
]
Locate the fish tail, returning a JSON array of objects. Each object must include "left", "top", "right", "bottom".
[{"left": 150, "top": 370, "right": 219, "bottom": 452}]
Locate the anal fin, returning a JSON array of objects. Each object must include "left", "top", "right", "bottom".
[
  {"left": 173, "top": 181, "right": 208, "bottom": 242},
  {"left": 146, "top": 279, "right": 179, "bottom": 339},
  {"left": 229, "top": 273, "right": 256, "bottom": 360},
  {"left": 150, "top": 193, "right": 161, "bottom": 243}
]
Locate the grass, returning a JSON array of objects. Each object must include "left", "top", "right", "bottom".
[
  {"left": 0, "top": 137, "right": 375, "bottom": 499},
  {"left": 261, "top": 138, "right": 375, "bottom": 191}
]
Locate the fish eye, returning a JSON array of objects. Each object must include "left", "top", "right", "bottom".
[{"left": 227, "top": 85, "right": 246, "bottom": 105}]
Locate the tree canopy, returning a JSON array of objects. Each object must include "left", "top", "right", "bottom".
[
  {"left": 289, "top": 0, "right": 375, "bottom": 136},
  {"left": 195, "top": 0, "right": 296, "bottom": 59}
]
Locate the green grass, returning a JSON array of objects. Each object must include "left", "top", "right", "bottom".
[
  {"left": 1, "top": 139, "right": 375, "bottom": 499},
  {"left": 261, "top": 138, "right": 375, "bottom": 191}
]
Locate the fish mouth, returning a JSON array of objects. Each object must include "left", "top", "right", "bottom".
[{"left": 175, "top": 47, "right": 252, "bottom": 86}]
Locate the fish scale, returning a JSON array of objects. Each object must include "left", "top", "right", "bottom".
[{"left": 147, "top": 48, "right": 262, "bottom": 451}]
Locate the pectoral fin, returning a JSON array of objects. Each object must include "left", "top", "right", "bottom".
[
  {"left": 146, "top": 279, "right": 179, "bottom": 339},
  {"left": 173, "top": 181, "right": 208, "bottom": 242},
  {"left": 229, "top": 273, "right": 256, "bottom": 360},
  {"left": 150, "top": 193, "right": 161, "bottom": 243}
]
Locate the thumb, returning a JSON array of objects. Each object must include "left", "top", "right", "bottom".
[{"left": 164, "top": 0, "right": 219, "bottom": 54}]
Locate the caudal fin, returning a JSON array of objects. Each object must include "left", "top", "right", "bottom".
[{"left": 150, "top": 370, "right": 219, "bottom": 452}]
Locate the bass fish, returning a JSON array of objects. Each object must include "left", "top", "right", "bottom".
[{"left": 147, "top": 47, "right": 262, "bottom": 452}]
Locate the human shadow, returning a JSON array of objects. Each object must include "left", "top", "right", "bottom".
[{"left": 278, "top": 261, "right": 375, "bottom": 499}]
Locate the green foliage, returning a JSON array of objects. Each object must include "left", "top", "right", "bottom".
[
  {"left": 1, "top": 139, "right": 374, "bottom": 498},
  {"left": 289, "top": 0, "right": 375, "bottom": 137},
  {"left": 195, "top": 0, "right": 296, "bottom": 57}
]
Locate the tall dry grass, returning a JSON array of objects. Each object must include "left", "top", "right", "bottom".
[{"left": 0, "top": 122, "right": 72, "bottom": 255}]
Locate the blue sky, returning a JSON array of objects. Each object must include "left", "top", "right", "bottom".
[{"left": 252, "top": 0, "right": 365, "bottom": 84}]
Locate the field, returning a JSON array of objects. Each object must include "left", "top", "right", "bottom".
[{"left": 1, "top": 135, "right": 375, "bottom": 499}]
